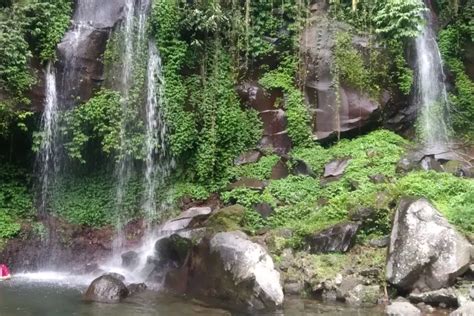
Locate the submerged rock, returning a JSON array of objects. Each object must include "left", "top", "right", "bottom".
[
  {"left": 385, "top": 301, "right": 421, "bottom": 316},
  {"left": 386, "top": 198, "right": 473, "bottom": 292},
  {"left": 305, "top": 222, "right": 359, "bottom": 254},
  {"left": 84, "top": 275, "right": 129, "bottom": 303}
]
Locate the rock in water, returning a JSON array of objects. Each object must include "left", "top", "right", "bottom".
[
  {"left": 387, "top": 198, "right": 473, "bottom": 291},
  {"left": 187, "top": 231, "right": 284, "bottom": 311},
  {"left": 385, "top": 301, "right": 421, "bottom": 316},
  {"left": 84, "top": 275, "right": 129, "bottom": 303}
]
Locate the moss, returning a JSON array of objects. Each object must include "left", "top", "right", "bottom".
[{"left": 205, "top": 204, "right": 246, "bottom": 232}]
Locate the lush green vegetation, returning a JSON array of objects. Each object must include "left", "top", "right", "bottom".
[
  {"left": 0, "top": 164, "right": 33, "bottom": 239},
  {"left": 438, "top": 4, "right": 474, "bottom": 140},
  {"left": 0, "top": 0, "right": 472, "bottom": 254},
  {"left": 0, "top": 0, "right": 72, "bottom": 99}
]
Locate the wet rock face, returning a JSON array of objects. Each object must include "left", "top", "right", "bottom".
[
  {"left": 301, "top": 11, "right": 382, "bottom": 141},
  {"left": 304, "top": 222, "right": 359, "bottom": 254},
  {"left": 237, "top": 81, "right": 291, "bottom": 153},
  {"left": 53, "top": 0, "right": 128, "bottom": 109},
  {"left": 386, "top": 198, "right": 473, "bottom": 292},
  {"left": 84, "top": 274, "right": 129, "bottom": 303}
]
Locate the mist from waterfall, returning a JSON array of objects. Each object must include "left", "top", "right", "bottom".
[
  {"left": 37, "top": 62, "right": 59, "bottom": 216},
  {"left": 414, "top": 9, "right": 451, "bottom": 149}
]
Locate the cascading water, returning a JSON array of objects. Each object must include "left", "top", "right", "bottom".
[
  {"left": 414, "top": 7, "right": 451, "bottom": 149},
  {"left": 37, "top": 62, "right": 59, "bottom": 216}
]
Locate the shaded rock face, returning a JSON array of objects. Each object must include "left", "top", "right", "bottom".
[
  {"left": 305, "top": 222, "right": 359, "bottom": 254},
  {"left": 301, "top": 11, "right": 382, "bottom": 141},
  {"left": 386, "top": 198, "right": 473, "bottom": 292},
  {"left": 237, "top": 81, "right": 291, "bottom": 153},
  {"left": 159, "top": 231, "right": 283, "bottom": 311},
  {"left": 408, "top": 288, "right": 458, "bottom": 307},
  {"left": 84, "top": 274, "right": 129, "bottom": 303},
  {"left": 53, "top": 0, "right": 128, "bottom": 109}
]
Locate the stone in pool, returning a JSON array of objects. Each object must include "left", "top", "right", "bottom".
[{"left": 84, "top": 274, "right": 129, "bottom": 303}]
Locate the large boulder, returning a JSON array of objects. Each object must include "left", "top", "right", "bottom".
[
  {"left": 84, "top": 274, "right": 129, "bottom": 303},
  {"left": 188, "top": 231, "right": 284, "bottom": 311},
  {"left": 386, "top": 198, "right": 473, "bottom": 292},
  {"left": 160, "top": 231, "right": 283, "bottom": 311}
]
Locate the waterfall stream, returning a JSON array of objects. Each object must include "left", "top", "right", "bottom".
[
  {"left": 414, "top": 9, "right": 451, "bottom": 149},
  {"left": 37, "top": 63, "right": 59, "bottom": 216}
]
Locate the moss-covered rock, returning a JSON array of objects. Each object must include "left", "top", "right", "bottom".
[{"left": 204, "top": 204, "right": 246, "bottom": 232}]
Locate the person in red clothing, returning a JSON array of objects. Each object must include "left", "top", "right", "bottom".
[{"left": 0, "top": 264, "right": 11, "bottom": 280}]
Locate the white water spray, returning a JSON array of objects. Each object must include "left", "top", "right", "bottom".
[
  {"left": 414, "top": 9, "right": 451, "bottom": 149},
  {"left": 37, "top": 62, "right": 59, "bottom": 215}
]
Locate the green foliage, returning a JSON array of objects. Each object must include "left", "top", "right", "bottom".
[
  {"left": 0, "top": 101, "right": 33, "bottom": 138},
  {"left": 20, "top": 0, "right": 72, "bottom": 61},
  {"left": 374, "top": 0, "right": 426, "bottom": 40},
  {"left": 0, "top": 0, "right": 71, "bottom": 99},
  {"left": 439, "top": 25, "right": 474, "bottom": 139},
  {"left": 0, "top": 211, "right": 21, "bottom": 238},
  {"left": 224, "top": 130, "right": 408, "bottom": 244},
  {"left": 232, "top": 154, "right": 280, "bottom": 180},
  {"left": 260, "top": 57, "right": 312, "bottom": 147},
  {"left": 0, "top": 19, "right": 34, "bottom": 97},
  {"left": 61, "top": 90, "right": 145, "bottom": 164},
  {"left": 0, "top": 164, "right": 34, "bottom": 219},
  {"left": 52, "top": 173, "right": 143, "bottom": 227},
  {"left": 388, "top": 40, "right": 414, "bottom": 95},
  {"left": 393, "top": 171, "right": 474, "bottom": 234},
  {"left": 63, "top": 90, "right": 124, "bottom": 163}
]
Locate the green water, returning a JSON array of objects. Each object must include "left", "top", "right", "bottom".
[{"left": 0, "top": 277, "right": 384, "bottom": 316}]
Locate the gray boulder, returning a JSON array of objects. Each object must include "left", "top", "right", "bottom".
[
  {"left": 385, "top": 301, "right": 421, "bottom": 316},
  {"left": 167, "top": 231, "right": 284, "bottom": 311},
  {"left": 84, "top": 275, "right": 129, "bottom": 303},
  {"left": 386, "top": 198, "right": 473, "bottom": 291}
]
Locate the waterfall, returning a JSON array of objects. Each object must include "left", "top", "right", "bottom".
[
  {"left": 37, "top": 63, "right": 59, "bottom": 216},
  {"left": 113, "top": 0, "right": 152, "bottom": 251},
  {"left": 143, "top": 41, "right": 174, "bottom": 230},
  {"left": 414, "top": 9, "right": 451, "bottom": 149}
]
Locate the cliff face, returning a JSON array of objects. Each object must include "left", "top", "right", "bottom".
[{"left": 29, "top": 0, "right": 127, "bottom": 111}]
